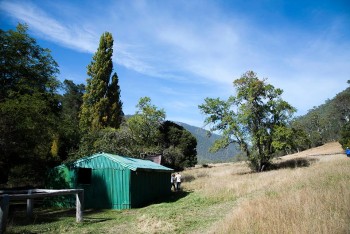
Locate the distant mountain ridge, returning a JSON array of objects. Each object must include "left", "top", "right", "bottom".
[{"left": 176, "top": 122, "right": 240, "bottom": 163}]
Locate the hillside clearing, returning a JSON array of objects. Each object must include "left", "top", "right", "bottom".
[{"left": 5, "top": 142, "right": 350, "bottom": 233}]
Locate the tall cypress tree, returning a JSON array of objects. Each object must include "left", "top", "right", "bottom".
[
  {"left": 107, "top": 72, "right": 124, "bottom": 128},
  {"left": 79, "top": 32, "right": 123, "bottom": 133}
]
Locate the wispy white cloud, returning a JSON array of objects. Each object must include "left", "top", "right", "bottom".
[
  {"left": 0, "top": 0, "right": 162, "bottom": 80},
  {"left": 0, "top": 0, "right": 251, "bottom": 86},
  {"left": 1, "top": 0, "right": 349, "bottom": 126},
  {"left": 0, "top": 1, "right": 97, "bottom": 52}
]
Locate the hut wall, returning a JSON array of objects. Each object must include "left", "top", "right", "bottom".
[
  {"left": 76, "top": 168, "right": 131, "bottom": 209},
  {"left": 111, "top": 169, "right": 131, "bottom": 209},
  {"left": 130, "top": 171, "right": 172, "bottom": 208}
]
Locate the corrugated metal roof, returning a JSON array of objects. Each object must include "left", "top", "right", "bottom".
[{"left": 73, "top": 153, "right": 173, "bottom": 172}]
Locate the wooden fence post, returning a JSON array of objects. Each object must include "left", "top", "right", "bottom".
[
  {"left": 0, "top": 195, "right": 9, "bottom": 234},
  {"left": 76, "top": 190, "right": 84, "bottom": 222},
  {"left": 27, "top": 190, "right": 33, "bottom": 218}
]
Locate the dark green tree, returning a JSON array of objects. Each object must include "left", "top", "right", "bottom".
[
  {"left": 106, "top": 73, "right": 124, "bottom": 128},
  {"left": 57, "top": 80, "right": 85, "bottom": 161},
  {"left": 199, "top": 71, "right": 296, "bottom": 172},
  {"left": 159, "top": 121, "right": 197, "bottom": 170},
  {"left": 79, "top": 32, "right": 123, "bottom": 134},
  {"left": 0, "top": 24, "right": 60, "bottom": 185}
]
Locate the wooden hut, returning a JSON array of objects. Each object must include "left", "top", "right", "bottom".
[{"left": 47, "top": 153, "right": 173, "bottom": 209}]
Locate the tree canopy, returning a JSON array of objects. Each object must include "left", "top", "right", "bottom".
[
  {"left": 159, "top": 121, "right": 197, "bottom": 170},
  {"left": 199, "top": 71, "right": 296, "bottom": 171},
  {"left": 0, "top": 24, "right": 61, "bottom": 184},
  {"left": 127, "top": 97, "right": 166, "bottom": 150},
  {"left": 57, "top": 80, "right": 85, "bottom": 161}
]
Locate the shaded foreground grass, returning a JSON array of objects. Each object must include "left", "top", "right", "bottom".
[
  {"left": 6, "top": 190, "right": 236, "bottom": 233},
  {"left": 6, "top": 142, "right": 350, "bottom": 233}
]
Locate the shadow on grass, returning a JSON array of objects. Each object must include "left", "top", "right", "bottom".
[
  {"left": 237, "top": 171, "right": 254, "bottom": 176},
  {"left": 182, "top": 174, "right": 196, "bottom": 182},
  {"left": 271, "top": 157, "right": 319, "bottom": 170},
  {"left": 236, "top": 157, "right": 319, "bottom": 175},
  {"left": 7, "top": 191, "right": 189, "bottom": 228},
  {"left": 7, "top": 205, "right": 112, "bottom": 227},
  {"left": 149, "top": 190, "right": 192, "bottom": 206}
]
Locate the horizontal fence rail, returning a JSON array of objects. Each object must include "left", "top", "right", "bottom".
[{"left": 0, "top": 189, "right": 84, "bottom": 234}]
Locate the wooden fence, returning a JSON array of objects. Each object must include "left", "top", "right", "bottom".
[{"left": 0, "top": 189, "right": 84, "bottom": 234}]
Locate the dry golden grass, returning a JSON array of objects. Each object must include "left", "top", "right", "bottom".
[
  {"left": 183, "top": 142, "right": 350, "bottom": 234},
  {"left": 137, "top": 214, "right": 176, "bottom": 233}
]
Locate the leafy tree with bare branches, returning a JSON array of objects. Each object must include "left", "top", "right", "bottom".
[{"left": 199, "top": 71, "right": 296, "bottom": 171}]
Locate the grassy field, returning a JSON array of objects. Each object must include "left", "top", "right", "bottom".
[{"left": 5, "top": 142, "right": 350, "bottom": 233}]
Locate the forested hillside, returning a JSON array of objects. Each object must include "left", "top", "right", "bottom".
[
  {"left": 176, "top": 122, "right": 240, "bottom": 163},
  {"left": 293, "top": 84, "right": 350, "bottom": 149}
]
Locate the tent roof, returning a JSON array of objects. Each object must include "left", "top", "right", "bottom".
[{"left": 71, "top": 152, "right": 173, "bottom": 172}]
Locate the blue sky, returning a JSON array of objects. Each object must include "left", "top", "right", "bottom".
[{"left": 1, "top": 0, "right": 350, "bottom": 127}]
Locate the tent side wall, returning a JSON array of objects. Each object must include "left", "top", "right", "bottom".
[{"left": 130, "top": 170, "right": 172, "bottom": 208}]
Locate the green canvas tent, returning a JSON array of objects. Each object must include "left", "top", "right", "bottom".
[{"left": 47, "top": 153, "right": 173, "bottom": 209}]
